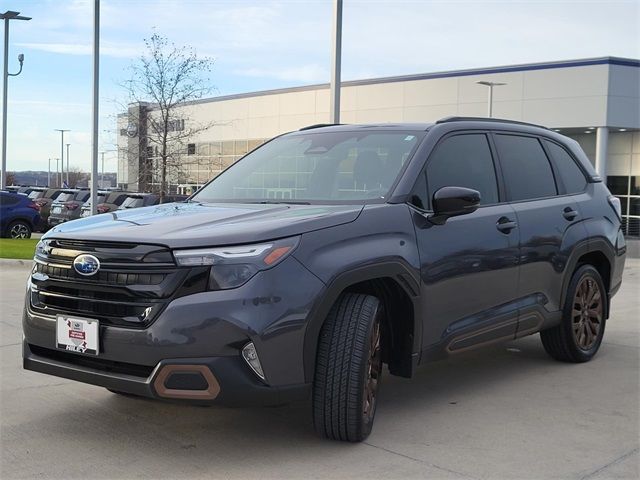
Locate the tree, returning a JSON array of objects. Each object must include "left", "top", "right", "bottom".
[
  {"left": 6, "top": 171, "right": 16, "bottom": 186},
  {"left": 123, "top": 32, "right": 215, "bottom": 199},
  {"left": 67, "top": 167, "right": 88, "bottom": 188}
]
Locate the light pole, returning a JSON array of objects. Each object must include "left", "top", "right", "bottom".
[
  {"left": 329, "top": 0, "right": 343, "bottom": 124},
  {"left": 476, "top": 80, "right": 506, "bottom": 118},
  {"left": 66, "top": 143, "right": 70, "bottom": 183},
  {"left": 53, "top": 158, "right": 60, "bottom": 187},
  {"left": 47, "top": 158, "right": 51, "bottom": 186},
  {"left": 100, "top": 150, "right": 115, "bottom": 186},
  {"left": 54, "top": 129, "right": 70, "bottom": 186},
  {"left": 1, "top": 10, "right": 31, "bottom": 190},
  {"left": 90, "top": 0, "right": 100, "bottom": 214}
]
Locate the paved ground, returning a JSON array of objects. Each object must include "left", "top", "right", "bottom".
[{"left": 1, "top": 260, "right": 638, "bottom": 480}]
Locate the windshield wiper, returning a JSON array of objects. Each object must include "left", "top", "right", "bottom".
[{"left": 250, "top": 200, "right": 311, "bottom": 205}]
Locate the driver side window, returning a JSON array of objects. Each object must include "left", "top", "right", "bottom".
[{"left": 411, "top": 133, "right": 499, "bottom": 210}]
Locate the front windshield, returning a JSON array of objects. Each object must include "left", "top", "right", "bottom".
[{"left": 192, "top": 130, "right": 423, "bottom": 203}]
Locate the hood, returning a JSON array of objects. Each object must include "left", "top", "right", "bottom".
[{"left": 45, "top": 201, "right": 364, "bottom": 248}]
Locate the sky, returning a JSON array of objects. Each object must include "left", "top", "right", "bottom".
[{"left": 1, "top": 0, "right": 639, "bottom": 173}]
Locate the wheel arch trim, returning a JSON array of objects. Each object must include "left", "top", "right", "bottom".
[{"left": 302, "top": 260, "right": 421, "bottom": 382}]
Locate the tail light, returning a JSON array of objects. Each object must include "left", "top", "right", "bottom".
[
  {"left": 27, "top": 202, "right": 41, "bottom": 212},
  {"left": 97, "top": 205, "right": 109, "bottom": 213},
  {"left": 65, "top": 202, "right": 78, "bottom": 210},
  {"left": 607, "top": 195, "right": 622, "bottom": 220}
]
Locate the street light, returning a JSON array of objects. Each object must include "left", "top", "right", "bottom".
[
  {"left": 55, "top": 129, "right": 70, "bottom": 186},
  {"left": 1, "top": 10, "right": 31, "bottom": 190},
  {"left": 329, "top": 0, "right": 343, "bottom": 124},
  {"left": 51, "top": 158, "right": 60, "bottom": 187},
  {"left": 100, "top": 150, "right": 115, "bottom": 186},
  {"left": 66, "top": 143, "right": 71, "bottom": 180},
  {"left": 476, "top": 80, "right": 506, "bottom": 118}
]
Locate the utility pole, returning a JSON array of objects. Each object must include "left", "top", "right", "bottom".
[
  {"left": 329, "top": 0, "right": 342, "bottom": 124},
  {"left": 47, "top": 158, "right": 51, "bottom": 186},
  {"left": 90, "top": 0, "right": 100, "bottom": 214},
  {"left": 1, "top": 10, "right": 31, "bottom": 190}
]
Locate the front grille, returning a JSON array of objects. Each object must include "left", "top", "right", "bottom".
[
  {"left": 35, "top": 263, "right": 166, "bottom": 286},
  {"left": 29, "top": 344, "right": 154, "bottom": 378},
  {"left": 29, "top": 239, "right": 208, "bottom": 328}
]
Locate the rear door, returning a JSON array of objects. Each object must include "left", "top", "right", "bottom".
[
  {"left": 410, "top": 132, "right": 521, "bottom": 356},
  {"left": 492, "top": 133, "right": 588, "bottom": 337}
]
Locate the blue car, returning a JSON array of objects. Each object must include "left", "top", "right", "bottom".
[{"left": 0, "top": 191, "right": 41, "bottom": 238}]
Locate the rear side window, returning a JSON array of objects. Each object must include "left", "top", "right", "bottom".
[
  {"left": 56, "top": 193, "right": 75, "bottom": 202},
  {"left": 494, "top": 134, "right": 557, "bottom": 201},
  {"left": 107, "top": 193, "right": 128, "bottom": 205},
  {"left": 425, "top": 133, "right": 499, "bottom": 207},
  {"left": 121, "top": 197, "right": 144, "bottom": 208},
  {"left": 543, "top": 140, "right": 587, "bottom": 194}
]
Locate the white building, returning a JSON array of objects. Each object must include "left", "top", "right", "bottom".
[{"left": 117, "top": 56, "right": 640, "bottom": 235}]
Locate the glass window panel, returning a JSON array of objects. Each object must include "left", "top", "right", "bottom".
[
  {"left": 543, "top": 140, "right": 587, "bottom": 194},
  {"left": 426, "top": 134, "right": 499, "bottom": 207},
  {"left": 494, "top": 134, "right": 557, "bottom": 201},
  {"left": 607, "top": 176, "right": 629, "bottom": 196}
]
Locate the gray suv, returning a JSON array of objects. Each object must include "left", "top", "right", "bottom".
[{"left": 23, "top": 118, "right": 626, "bottom": 441}]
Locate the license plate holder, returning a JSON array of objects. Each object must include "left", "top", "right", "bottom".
[{"left": 56, "top": 315, "right": 99, "bottom": 355}]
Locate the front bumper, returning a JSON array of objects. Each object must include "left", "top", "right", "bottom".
[
  {"left": 23, "top": 342, "right": 310, "bottom": 405},
  {"left": 22, "top": 256, "right": 324, "bottom": 405}
]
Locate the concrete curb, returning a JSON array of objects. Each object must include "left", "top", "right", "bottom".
[{"left": 0, "top": 258, "right": 34, "bottom": 268}]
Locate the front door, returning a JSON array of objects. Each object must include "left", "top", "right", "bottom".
[{"left": 409, "top": 132, "right": 520, "bottom": 358}]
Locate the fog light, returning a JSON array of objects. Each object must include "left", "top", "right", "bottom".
[{"left": 241, "top": 342, "right": 265, "bottom": 380}]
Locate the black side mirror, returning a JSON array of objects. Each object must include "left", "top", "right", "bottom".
[{"left": 429, "top": 186, "right": 481, "bottom": 225}]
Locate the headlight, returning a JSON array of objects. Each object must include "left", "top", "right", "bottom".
[{"left": 173, "top": 236, "right": 300, "bottom": 290}]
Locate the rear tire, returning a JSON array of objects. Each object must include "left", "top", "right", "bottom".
[
  {"left": 7, "top": 220, "right": 32, "bottom": 239},
  {"left": 312, "top": 293, "right": 383, "bottom": 442},
  {"left": 541, "top": 265, "right": 607, "bottom": 363}
]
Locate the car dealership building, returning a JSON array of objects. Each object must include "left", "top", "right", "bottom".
[{"left": 117, "top": 56, "right": 640, "bottom": 236}]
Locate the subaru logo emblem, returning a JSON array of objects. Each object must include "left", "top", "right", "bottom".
[{"left": 73, "top": 254, "right": 100, "bottom": 276}]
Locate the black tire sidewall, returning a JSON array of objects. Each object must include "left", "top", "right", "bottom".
[
  {"left": 359, "top": 302, "right": 383, "bottom": 438},
  {"left": 562, "top": 265, "right": 607, "bottom": 361}
]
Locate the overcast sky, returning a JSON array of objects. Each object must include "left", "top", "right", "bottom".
[{"left": 2, "top": 0, "right": 639, "bottom": 172}]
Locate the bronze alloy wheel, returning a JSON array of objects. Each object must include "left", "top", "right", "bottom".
[
  {"left": 363, "top": 314, "right": 382, "bottom": 424},
  {"left": 572, "top": 275, "right": 603, "bottom": 350}
]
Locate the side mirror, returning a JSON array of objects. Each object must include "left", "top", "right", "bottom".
[{"left": 429, "top": 186, "right": 480, "bottom": 225}]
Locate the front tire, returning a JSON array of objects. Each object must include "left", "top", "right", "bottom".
[
  {"left": 312, "top": 293, "right": 383, "bottom": 442},
  {"left": 541, "top": 265, "right": 607, "bottom": 362}
]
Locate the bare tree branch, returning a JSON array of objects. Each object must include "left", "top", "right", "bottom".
[{"left": 122, "top": 32, "right": 216, "bottom": 200}]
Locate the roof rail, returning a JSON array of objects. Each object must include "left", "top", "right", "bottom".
[
  {"left": 436, "top": 116, "right": 549, "bottom": 130},
  {"left": 299, "top": 123, "right": 341, "bottom": 131}
]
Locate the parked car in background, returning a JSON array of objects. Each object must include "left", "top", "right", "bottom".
[
  {"left": 80, "top": 192, "right": 131, "bottom": 217},
  {"left": 30, "top": 188, "right": 64, "bottom": 231},
  {"left": 0, "top": 191, "right": 41, "bottom": 238},
  {"left": 118, "top": 193, "right": 187, "bottom": 209},
  {"left": 79, "top": 191, "right": 109, "bottom": 218},
  {"left": 48, "top": 190, "right": 90, "bottom": 227}
]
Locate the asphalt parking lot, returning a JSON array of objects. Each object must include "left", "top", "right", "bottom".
[{"left": 1, "top": 259, "right": 638, "bottom": 480}]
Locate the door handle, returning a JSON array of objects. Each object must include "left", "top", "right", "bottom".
[
  {"left": 496, "top": 217, "right": 517, "bottom": 233},
  {"left": 563, "top": 207, "right": 578, "bottom": 221}
]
